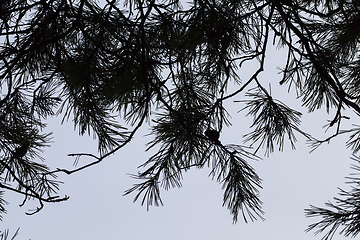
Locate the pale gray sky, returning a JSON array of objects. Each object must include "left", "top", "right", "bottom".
[{"left": 3, "top": 94, "right": 355, "bottom": 240}]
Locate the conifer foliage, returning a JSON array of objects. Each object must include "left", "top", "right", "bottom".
[{"left": 1, "top": 0, "right": 360, "bottom": 238}]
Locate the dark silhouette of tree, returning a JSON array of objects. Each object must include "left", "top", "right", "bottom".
[
  {"left": 0, "top": 228, "right": 21, "bottom": 240},
  {"left": 305, "top": 155, "right": 360, "bottom": 240},
  {"left": 1, "top": 0, "right": 360, "bottom": 238}
]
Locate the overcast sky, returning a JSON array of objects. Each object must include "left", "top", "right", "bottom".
[
  {"left": 2, "top": 1, "right": 357, "bottom": 239},
  {"left": 4, "top": 83, "right": 355, "bottom": 240}
]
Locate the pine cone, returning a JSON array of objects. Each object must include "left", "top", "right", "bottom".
[
  {"left": 205, "top": 129, "right": 221, "bottom": 144},
  {"left": 13, "top": 142, "right": 30, "bottom": 159}
]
